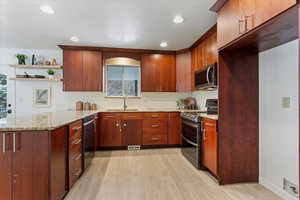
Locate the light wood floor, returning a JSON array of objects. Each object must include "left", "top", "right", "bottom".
[{"left": 65, "top": 148, "right": 281, "bottom": 200}]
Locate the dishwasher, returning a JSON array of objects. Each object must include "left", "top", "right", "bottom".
[{"left": 83, "top": 115, "right": 95, "bottom": 169}]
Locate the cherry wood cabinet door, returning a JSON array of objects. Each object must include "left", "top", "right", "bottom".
[
  {"left": 202, "top": 120, "right": 218, "bottom": 177},
  {"left": 100, "top": 119, "right": 122, "bottom": 147},
  {"left": 0, "top": 133, "right": 12, "bottom": 200},
  {"left": 141, "top": 54, "right": 159, "bottom": 92},
  {"left": 255, "top": 0, "right": 296, "bottom": 28},
  {"left": 239, "top": 0, "right": 256, "bottom": 32},
  {"left": 159, "top": 55, "right": 176, "bottom": 92},
  {"left": 176, "top": 51, "right": 192, "bottom": 92},
  {"left": 142, "top": 54, "right": 176, "bottom": 92},
  {"left": 50, "top": 127, "right": 67, "bottom": 200},
  {"left": 168, "top": 113, "right": 181, "bottom": 145},
  {"left": 63, "top": 50, "right": 84, "bottom": 91},
  {"left": 12, "top": 132, "right": 49, "bottom": 200},
  {"left": 83, "top": 51, "right": 102, "bottom": 91},
  {"left": 217, "top": 0, "right": 240, "bottom": 48},
  {"left": 122, "top": 120, "right": 142, "bottom": 146}
]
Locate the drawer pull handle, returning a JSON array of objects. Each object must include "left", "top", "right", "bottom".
[
  {"left": 151, "top": 115, "right": 159, "bottom": 118},
  {"left": 73, "top": 154, "right": 82, "bottom": 161},
  {"left": 128, "top": 116, "right": 137, "bottom": 118},
  {"left": 74, "top": 170, "right": 81, "bottom": 177},
  {"left": 72, "top": 126, "right": 82, "bottom": 131},
  {"left": 2, "top": 134, "right": 5, "bottom": 153},
  {"left": 151, "top": 138, "right": 160, "bottom": 141},
  {"left": 151, "top": 124, "right": 160, "bottom": 128},
  {"left": 204, "top": 123, "right": 215, "bottom": 127},
  {"left": 72, "top": 139, "right": 82, "bottom": 145}
]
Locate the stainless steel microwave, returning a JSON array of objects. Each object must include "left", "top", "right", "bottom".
[{"left": 195, "top": 63, "right": 218, "bottom": 90}]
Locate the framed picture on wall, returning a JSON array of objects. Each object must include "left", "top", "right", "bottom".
[{"left": 33, "top": 87, "right": 51, "bottom": 107}]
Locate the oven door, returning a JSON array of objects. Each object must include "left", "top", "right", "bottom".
[{"left": 181, "top": 120, "right": 201, "bottom": 169}]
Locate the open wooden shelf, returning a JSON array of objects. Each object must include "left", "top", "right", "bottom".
[
  {"left": 10, "top": 64, "right": 62, "bottom": 69},
  {"left": 9, "top": 78, "right": 62, "bottom": 82}
]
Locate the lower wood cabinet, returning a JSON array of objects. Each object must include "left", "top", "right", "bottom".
[
  {"left": 0, "top": 130, "right": 67, "bottom": 200},
  {"left": 98, "top": 112, "right": 181, "bottom": 148},
  {"left": 202, "top": 118, "right": 218, "bottom": 177}
]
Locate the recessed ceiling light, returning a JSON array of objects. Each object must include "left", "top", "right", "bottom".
[
  {"left": 40, "top": 5, "right": 55, "bottom": 14},
  {"left": 160, "top": 42, "right": 168, "bottom": 48},
  {"left": 173, "top": 16, "right": 184, "bottom": 24},
  {"left": 70, "top": 36, "right": 79, "bottom": 42}
]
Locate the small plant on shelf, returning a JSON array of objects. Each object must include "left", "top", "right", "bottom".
[
  {"left": 15, "top": 54, "right": 28, "bottom": 65},
  {"left": 47, "top": 69, "right": 55, "bottom": 79}
]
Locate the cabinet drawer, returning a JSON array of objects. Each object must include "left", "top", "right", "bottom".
[
  {"left": 143, "top": 113, "right": 169, "bottom": 118},
  {"left": 69, "top": 139, "right": 82, "bottom": 158},
  {"left": 122, "top": 113, "right": 143, "bottom": 120},
  {"left": 143, "top": 119, "right": 168, "bottom": 134},
  {"left": 69, "top": 120, "right": 82, "bottom": 140},
  {"left": 101, "top": 113, "right": 122, "bottom": 119},
  {"left": 69, "top": 155, "right": 82, "bottom": 188},
  {"left": 142, "top": 134, "right": 167, "bottom": 145},
  {"left": 169, "top": 112, "right": 180, "bottom": 118}
]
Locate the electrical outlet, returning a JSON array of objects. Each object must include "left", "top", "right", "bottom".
[
  {"left": 281, "top": 97, "right": 291, "bottom": 108},
  {"left": 283, "top": 178, "right": 299, "bottom": 197}
]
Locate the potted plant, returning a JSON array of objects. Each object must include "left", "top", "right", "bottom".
[
  {"left": 47, "top": 69, "right": 55, "bottom": 79},
  {"left": 15, "top": 54, "right": 28, "bottom": 65}
]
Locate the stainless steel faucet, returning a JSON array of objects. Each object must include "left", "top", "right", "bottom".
[{"left": 123, "top": 97, "right": 127, "bottom": 111}]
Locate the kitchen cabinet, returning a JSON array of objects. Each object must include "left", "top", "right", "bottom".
[
  {"left": 168, "top": 113, "right": 181, "bottom": 145},
  {"left": 100, "top": 115, "right": 122, "bottom": 147},
  {"left": 0, "top": 131, "right": 50, "bottom": 200},
  {"left": 176, "top": 51, "right": 192, "bottom": 92},
  {"left": 122, "top": 119, "right": 142, "bottom": 146},
  {"left": 255, "top": 0, "right": 297, "bottom": 28},
  {"left": 141, "top": 54, "right": 176, "bottom": 92},
  {"left": 202, "top": 118, "right": 218, "bottom": 177},
  {"left": 68, "top": 120, "right": 83, "bottom": 189},
  {"left": 217, "top": 0, "right": 297, "bottom": 48},
  {"left": 0, "top": 133, "right": 12, "bottom": 200},
  {"left": 217, "top": 0, "right": 240, "bottom": 48},
  {"left": 51, "top": 127, "right": 68, "bottom": 200},
  {"left": 63, "top": 50, "right": 102, "bottom": 91}
]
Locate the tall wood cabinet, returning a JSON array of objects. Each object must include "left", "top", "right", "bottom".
[
  {"left": 176, "top": 51, "right": 192, "bottom": 92},
  {"left": 63, "top": 50, "right": 102, "bottom": 91},
  {"left": 217, "top": 0, "right": 297, "bottom": 48},
  {"left": 141, "top": 54, "right": 176, "bottom": 92}
]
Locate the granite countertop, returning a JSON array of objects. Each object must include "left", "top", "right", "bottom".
[
  {"left": 0, "top": 108, "right": 218, "bottom": 131},
  {"left": 200, "top": 113, "right": 218, "bottom": 120}
]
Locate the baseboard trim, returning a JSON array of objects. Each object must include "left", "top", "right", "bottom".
[{"left": 259, "top": 177, "right": 298, "bottom": 200}]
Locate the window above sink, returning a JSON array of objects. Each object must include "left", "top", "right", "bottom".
[{"left": 104, "top": 57, "right": 141, "bottom": 98}]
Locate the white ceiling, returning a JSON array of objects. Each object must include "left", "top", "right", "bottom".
[{"left": 0, "top": 0, "right": 217, "bottom": 50}]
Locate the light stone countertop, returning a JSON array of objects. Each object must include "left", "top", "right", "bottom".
[
  {"left": 0, "top": 108, "right": 218, "bottom": 131},
  {"left": 200, "top": 113, "right": 218, "bottom": 120}
]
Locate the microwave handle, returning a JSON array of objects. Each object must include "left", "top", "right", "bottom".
[{"left": 207, "top": 66, "right": 212, "bottom": 84}]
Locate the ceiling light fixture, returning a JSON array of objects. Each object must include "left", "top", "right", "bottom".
[
  {"left": 40, "top": 5, "right": 55, "bottom": 14},
  {"left": 70, "top": 36, "right": 79, "bottom": 42},
  {"left": 160, "top": 42, "right": 168, "bottom": 48},
  {"left": 173, "top": 16, "right": 184, "bottom": 24}
]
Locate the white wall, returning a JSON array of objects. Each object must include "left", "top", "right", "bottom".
[
  {"left": 259, "top": 40, "right": 299, "bottom": 200},
  {"left": 0, "top": 48, "right": 188, "bottom": 117}
]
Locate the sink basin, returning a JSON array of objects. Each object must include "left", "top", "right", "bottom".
[{"left": 106, "top": 109, "right": 139, "bottom": 112}]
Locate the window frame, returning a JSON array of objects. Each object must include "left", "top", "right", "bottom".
[{"left": 104, "top": 63, "right": 142, "bottom": 98}]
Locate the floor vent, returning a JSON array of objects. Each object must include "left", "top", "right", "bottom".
[{"left": 127, "top": 145, "right": 141, "bottom": 150}]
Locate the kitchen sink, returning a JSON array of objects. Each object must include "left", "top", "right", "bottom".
[{"left": 106, "top": 109, "right": 139, "bottom": 112}]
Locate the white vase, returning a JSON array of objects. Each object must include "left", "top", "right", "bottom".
[{"left": 48, "top": 75, "right": 54, "bottom": 79}]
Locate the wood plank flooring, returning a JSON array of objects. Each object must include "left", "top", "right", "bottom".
[{"left": 65, "top": 148, "right": 281, "bottom": 200}]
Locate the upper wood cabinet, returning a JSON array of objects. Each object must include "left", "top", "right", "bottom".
[
  {"left": 141, "top": 54, "right": 176, "bottom": 92},
  {"left": 176, "top": 51, "right": 192, "bottom": 92},
  {"left": 217, "top": 0, "right": 297, "bottom": 48},
  {"left": 63, "top": 50, "right": 102, "bottom": 91}
]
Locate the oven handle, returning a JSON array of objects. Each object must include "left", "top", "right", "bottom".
[
  {"left": 182, "top": 120, "right": 201, "bottom": 129},
  {"left": 84, "top": 119, "right": 95, "bottom": 126},
  {"left": 182, "top": 136, "right": 198, "bottom": 147}
]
